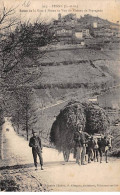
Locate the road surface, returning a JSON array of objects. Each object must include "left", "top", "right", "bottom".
[{"left": 0, "top": 119, "right": 120, "bottom": 192}]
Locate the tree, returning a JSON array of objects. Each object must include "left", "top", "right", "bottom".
[
  {"left": 0, "top": 21, "right": 55, "bottom": 79},
  {"left": 0, "top": 4, "right": 19, "bottom": 38},
  {"left": 0, "top": 105, "right": 5, "bottom": 159},
  {"left": 11, "top": 88, "right": 34, "bottom": 140},
  {"left": 1, "top": 21, "right": 55, "bottom": 141},
  {"left": 0, "top": 5, "right": 56, "bottom": 155},
  {"left": 0, "top": 4, "right": 19, "bottom": 159}
]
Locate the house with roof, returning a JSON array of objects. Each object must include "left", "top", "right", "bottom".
[
  {"left": 55, "top": 25, "right": 73, "bottom": 44},
  {"left": 52, "top": 14, "right": 90, "bottom": 44}
]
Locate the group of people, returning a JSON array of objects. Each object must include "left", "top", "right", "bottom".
[
  {"left": 29, "top": 128, "right": 112, "bottom": 171},
  {"left": 73, "top": 126, "right": 112, "bottom": 165}
]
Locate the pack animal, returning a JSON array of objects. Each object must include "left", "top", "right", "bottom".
[
  {"left": 86, "top": 137, "right": 98, "bottom": 163},
  {"left": 97, "top": 135, "right": 112, "bottom": 163}
]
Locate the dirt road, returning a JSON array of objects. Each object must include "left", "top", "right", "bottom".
[{"left": 0, "top": 119, "right": 120, "bottom": 192}]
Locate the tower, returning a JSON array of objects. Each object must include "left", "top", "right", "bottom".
[{"left": 58, "top": 13, "right": 61, "bottom": 21}]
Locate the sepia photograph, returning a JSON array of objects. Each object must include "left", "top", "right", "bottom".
[{"left": 0, "top": 0, "right": 120, "bottom": 192}]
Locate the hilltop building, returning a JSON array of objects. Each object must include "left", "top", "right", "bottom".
[
  {"left": 52, "top": 14, "right": 90, "bottom": 44},
  {"left": 51, "top": 13, "right": 120, "bottom": 45}
]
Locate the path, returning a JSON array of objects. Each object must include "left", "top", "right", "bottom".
[{"left": 0, "top": 119, "right": 120, "bottom": 192}]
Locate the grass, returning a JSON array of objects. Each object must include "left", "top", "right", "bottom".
[
  {"left": 33, "top": 48, "right": 120, "bottom": 88},
  {"left": 39, "top": 48, "right": 119, "bottom": 64},
  {"left": 37, "top": 62, "right": 115, "bottom": 87}
]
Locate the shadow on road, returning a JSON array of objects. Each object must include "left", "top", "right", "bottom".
[
  {"left": 0, "top": 163, "right": 34, "bottom": 171},
  {"left": 0, "top": 160, "right": 75, "bottom": 171}
]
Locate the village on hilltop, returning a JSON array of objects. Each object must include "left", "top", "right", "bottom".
[{"left": 47, "top": 14, "right": 120, "bottom": 49}]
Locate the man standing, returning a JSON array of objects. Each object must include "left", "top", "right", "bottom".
[
  {"left": 74, "top": 128, "right": 82, "bottom": 165},
  {"left": 74, "top": 126, "right": 89, "bottom": 165},
  {"left": 29, "top": 129, "right": 43, "bottom": 170},
  {"left": 79, "top": 128, "right": 90, "bottom": 165}
]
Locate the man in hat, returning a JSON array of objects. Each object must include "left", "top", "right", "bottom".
[
  {"left": 79, "top": 128, "right": 90, "bottom": 165},
  {"left": 29, "top": 129, "right": 43, "bottom": 170},
  {"left": 74, "top": 125, "right": 89, "bottom": 165}
]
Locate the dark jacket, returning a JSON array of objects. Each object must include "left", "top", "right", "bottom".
[
  {"left": 74, "top": 131, "right": 86, "bottom": 147},
  {"left": 29, "top": 136, "right": 42, "bottom": 149}
]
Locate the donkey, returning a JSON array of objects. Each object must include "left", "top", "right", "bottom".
[
  {"left": 63, "top": 148, "right": 70, "bottom": 162},
  {"left": 86, "top": 136, "right": 99, "bottom": 163},
  {"left": 93, "top": 137, "right": 99, "bottom": 162},
  {"left": 97, "top": 135, "right": 113, "bottom": 163}
]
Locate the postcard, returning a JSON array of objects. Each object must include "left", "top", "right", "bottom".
[{"left": 0, "top": 0, "right": 120, "bottom": 192}]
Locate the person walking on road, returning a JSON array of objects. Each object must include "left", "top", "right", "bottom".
[
  {"left": 74, "top": 126, "right": 89, "bottom": 165},
  {"left": 79, "top": 128, "right": 90, "bottom": 165},
  {"left": 29, "top": 129, "right": 44, "bottom": 170},
  {"left": 74, "top": 128, "right": 82, "bottom": 165}
]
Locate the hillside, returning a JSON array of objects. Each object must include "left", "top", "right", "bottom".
[
  {"left": 36, "top": 48, "right": 120, "bottom": 88},
  {"left": 77, "top": 14, "right": 117, "bottom": 27},
  {"left": 15, "top": 48, "right": 120, "bottom": 151}
]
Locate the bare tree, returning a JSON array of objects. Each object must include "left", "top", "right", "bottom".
[
  {"left": 7, "top": 87, "right": 38, "bottom": 141},
  {"left": 0, "top": 4, "right": 55, "bottom": 157},
  {"left": 0, "top": 106, "right": 5, "bottom": 159},
  {"left": 0, "top": 3, "right": 19, "bottom": 37},
  {"left": 0, "top": 4, "right": 20, "bottom": 158}
]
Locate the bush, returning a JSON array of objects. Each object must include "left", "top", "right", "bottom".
[{"left": 0, "top": 179, "right": 19, "bottom": 192}]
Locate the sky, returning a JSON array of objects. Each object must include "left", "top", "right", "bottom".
[{"left": 1, "top": 0, "right": 120, "bottom": 24}]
